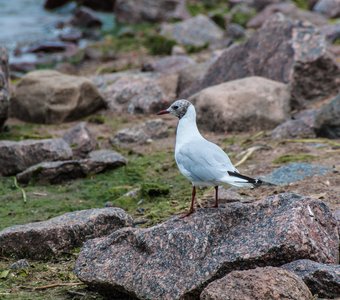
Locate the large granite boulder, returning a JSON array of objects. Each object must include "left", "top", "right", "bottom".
[
  {"left": 189, "top": 76, "right": 290, "bottom": 132},
  {"left": 282, "top": 259, "right": 340, "bottom": 298},
  {"left": 0, "top": 208, "right": 133, "bottom": 259},
  {"left": 114, "top": 0, "right": 189, "bottom": 24},
  {"left": 11, "top": 70, "right": 106, "bottom": 124},
  {"left": 200, "top": 267, "right": 313, "bottom": 300},
  {"left": 160, "top": 14, "right": 224, "bottom": 47},
  {"left": 182, "top": 14, "right": 340, "bottom": 109},
  {"left": 314, "top": 93, "right": 340, "bottom": 138},
  {"left": 16, "top": 150, "right": 127, "bottom": 184},
  {"left": 75, "top": 193, "right": 338, "bottom": 299},
  {"left": 0, "top": 138, "right": 72, "bottom": 176},
  {"left": 0, "top": 47, "right": 9, "bottom": 131}
]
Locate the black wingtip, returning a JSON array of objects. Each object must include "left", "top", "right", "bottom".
[{"left": 227, "top": 171, "right": 275, "bottom": 188}]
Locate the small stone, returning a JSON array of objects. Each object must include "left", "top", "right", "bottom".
[
  {"left": 0, "top": 207, "right": 133, "bottom": 259},
  {"left": 11, "top": 70, "right": 106, "bottom": 124},
  {"left": 141, "top": 55, "right": 195, "bottom": 74},
  {"left": 63, "top": 122, "right": 96, "bottom": 158},
  {"left": 16, "top": 150, "right": 127, "bottom": 184},
  {"left": 200, "top": 267, "right": 313, "bottom": 300},
  {"left": 111, "top": 119, "right": 169, "bottom": 145},
  {"left": 70, "top": 7, "right": 102, "bottom": 28},
  {"left": 9, "top": 259, "right": 30, "bottom": 270},
  {"left": 282, "top": 259, "right": 340, "bottom": 298},
  {"left": 226, "top": 23, "right": 246, "bottom": 39},
  {"left": 0, "top": 138, "right": 72, "bottom": 176},
  {"left": 314, "top": 94, "right": 340, "bottom": 139},
  {"left": 189, "top": 76, "right": 290, "bottom": 132},
  {"left": 262, "top": 163, "right": 332, "bottom": 185},
  {"left": 271, "top": 119, "right": 316, "bottom": 139},
  {"left": 313, "top": 0, "right": 340, "bottom": 18},
  {"left": 114, "top": 0, "right": 189, "bottom": 23},
  {"left": 0, "top": 47, "right": 9, "bottom": 131},
  {"left": 160, "top": 15, "right": 224, "bottom": 47}
]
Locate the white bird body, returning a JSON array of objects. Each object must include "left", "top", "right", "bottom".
[
  {"left": 174, "top": 104, "right": 253, "bottom": 188},
  {"left": 157, "top": 99, "right": 262, "bottom": 216}
]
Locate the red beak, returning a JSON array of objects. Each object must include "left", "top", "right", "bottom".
[{"left": 156, "top": 109, "right": 170, "bottom": 115}]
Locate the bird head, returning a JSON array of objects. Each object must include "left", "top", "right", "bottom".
[{"left": 157, "top": 99, "right": 192, "bottom": 119}]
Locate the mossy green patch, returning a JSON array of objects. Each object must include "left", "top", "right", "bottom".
[
  {"left": 0, "top": 124, "right": 52, "bottom": 141},
  {"left": 0, "top": 258, "right": 102, "bottom": 300},
  {"left": 273, "top": 154, "right": 316, "bottom": 164},
  {"left": 292, "top": 0, "right": 309, "bottom": 9},
  {"left": 0, "top": 150, "right": 192, "bottom": 230},
  {"left": 144, "top": 35, "right": 177, "bottom": 55}
]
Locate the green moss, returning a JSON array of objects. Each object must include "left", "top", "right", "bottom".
[
  {"left": 230, "top": 7, "right": 256, "bottom": 27},
  {"left": 0, "top": 150, "right": 192, "bottom": 230},
  {"left": 184, "top": 43, "right": 208, "bottom": 54},
  {"left": 0, "top": 124, "right": 52, "bottom": 141},
  {"left": 141, "top": 182, "right": 170, "bottom": 197},
  {"left": 273, "top": 154, "right": 316, "bottom": 164},
  {"left": 145, "top": 35, "right": 177, "bottom": 55},
  {"left": 292, "top": 0, "right": 309, "bottom": 9}
]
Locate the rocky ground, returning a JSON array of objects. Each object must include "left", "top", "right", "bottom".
[{"left": 0, "top": 0, "right": 340, "bottom": 299}]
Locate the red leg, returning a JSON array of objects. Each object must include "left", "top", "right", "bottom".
[
  {"left": 182, "top": 186, "right": 196, "bottom": 217},
  {"left": 213, "top": 186, "right": 218, "bottom": 208}
]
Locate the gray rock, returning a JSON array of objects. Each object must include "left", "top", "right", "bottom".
[
  {"left": 226, "top": 23, "right": 246, "bottom": 40},
  {"left": 111, "top": 119, "right": 169, "bottom": 145},
  {"left": 142, "top": 55, "right": 195, "bottom": 74},
  {"left": 16, "top": 149, "right": 127, "bottom": 184},
  {"left": 282, "top": 259, "right": 340, "bottom": 298},
  {"left": 11, "top": 70, "right": 106, "bottom": 124},
  {"left": 313, "top": 0, "right": 340, "bottom": 18},
  {"left": 114, "top": 0, "right": 189, "bottom": 24},
  {"left": 247, "top": 2, "right": 328, "bottom": 28},
  {"left": 263, "top": 163, "right": 332, "bottom": 185},
  {"left": 177, "top": 62, "right": 211, "bottom": 96},
  {"left": 320, "top": 23, "right": 340, "bottom": 43},
  {"left": 200, "top": 267, "right": 313, "bottom": 300},
  {"left": 63, "top": 122, "right": 96, "bottom": 158},
  {"left": 9, "top": 259, "right": 30, "bottom": 270},
  {"left": 0, "top": 207, "right": 133, "bottom": 259},
  {"left": 271, "top": 119, "right": 316, "bottom": 139},
  {"left": 183, "top": 14, "right": 340, "bottom": 108},
  {"left": 93, "top": 71, "right": 176, "bottom": 114},
  {"left": 0, "top": 138, "right": 73, "bottom": 176},
  {"left": 0, "top": 47, "right": 9, "bottom": 131},
  {"left": 189, "top": 76, "right": 290, "bottom": 132},
  {"left": 315, "top": 94, "right": 340, "bottom": 139},
  {"left": 75, "top": 193, "right": 338, "bottom": 299},
  {"left": 70, "top": 6, "right": 102, "bottom": 28},
  {"left": 160, "top": 14, "right": 224, "bottom": 47}
]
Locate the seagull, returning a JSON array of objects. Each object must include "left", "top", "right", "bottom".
[{"left": 157, "top": 99, "right": 264, "bottom": 216}]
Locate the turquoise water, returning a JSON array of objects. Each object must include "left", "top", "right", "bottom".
[{"left": 0, "top": 0, "right": 71, "bottom": 51}]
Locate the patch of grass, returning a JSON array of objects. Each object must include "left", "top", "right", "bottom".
[
  {"left": 0, "top": 124, "right": 53, "bottom": 141},
  {"left": 273, "top": 154, "right": 316, "bottom": 164},
  {"left": 230, "top": 6, "right": 256, "bottom": 27},
  {"left": 0, "top": 150, "right": 192, "bottom": 230},
  {"left": 292, "top": 0, "right": 309, "bottom": 9},
  {"left": 0, "top": 258, "right": 102, "bottom": 300},
  {"left": 184, "top": 43, "right": 208, "bottom": 54},
  {"left": 145, "top": 35, "right": 177, "bottom": 55}
]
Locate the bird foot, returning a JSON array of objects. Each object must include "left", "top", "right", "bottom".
[{"left": 180, "top": 209, "right": 195, "bottom": 218}]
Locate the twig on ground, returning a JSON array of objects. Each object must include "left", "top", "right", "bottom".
[
  {"left": 13, "top": 177, "right": 27, "bottom": 203},
  {"left": 20, "top": 282, "right": 84, "bottom": 290},
  {"left": 235, "top": 145, "right": 269, "bottom": 167}
]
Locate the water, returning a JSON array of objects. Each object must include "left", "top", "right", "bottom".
[{"left": 0, "top": 0, "right": 71, "bottom": 52}]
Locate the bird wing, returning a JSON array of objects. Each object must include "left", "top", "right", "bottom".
[{"left": 175, "top": 138, "right": 237, "bottom": 183}]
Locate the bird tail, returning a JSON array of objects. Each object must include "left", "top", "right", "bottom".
[{"left": 223, "top": 171, "right": 275, "bottom": 188}]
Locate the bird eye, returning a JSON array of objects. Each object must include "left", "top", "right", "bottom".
[{"left": 173, "top": 105, "right": 179, "bottom": 110}]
